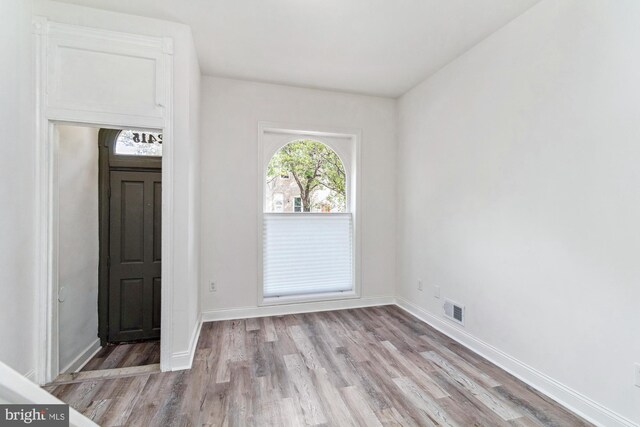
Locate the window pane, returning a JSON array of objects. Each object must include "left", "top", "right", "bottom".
[
  {"left": 115, "top": 130, "right": 162, "bottom": 157},
  {"left": 265, "top": 139, "right": 346, "bottom": 213}
]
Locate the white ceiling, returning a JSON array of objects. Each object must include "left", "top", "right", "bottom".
[{"left": 54, "top": 0, "right": 540, "bottom": 97}]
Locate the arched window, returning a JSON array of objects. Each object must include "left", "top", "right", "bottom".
[
  {"left": 262, "top": 135, "right": 356, "bottom": 300},
  {"left": 114, "top": 130, "right": 163, "bottom": 157},
  {"left": 265, "top": 139, "right": 346, "bottom": 213}
]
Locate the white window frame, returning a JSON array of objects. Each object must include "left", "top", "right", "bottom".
[
  {"left": 257, "top": 122, "right": 361, "bottom": 306},
  {"left": 293, "top": 196, "right": 302, "bottom": 213}
]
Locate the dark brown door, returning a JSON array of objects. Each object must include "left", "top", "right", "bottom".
[{"left": 108, "top": 171, "right": 161, "bottom": 342}]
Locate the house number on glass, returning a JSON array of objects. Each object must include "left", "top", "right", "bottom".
[
  {"left": 114, "top": 130, "right": 163, "bottom": 156},
  {"left": 132, "top": 132, "right": 163, "bottom": 144}
]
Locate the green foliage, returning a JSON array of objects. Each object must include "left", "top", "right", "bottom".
[{"left": 267, "top": 139, "right": 346, "bottom": 212}]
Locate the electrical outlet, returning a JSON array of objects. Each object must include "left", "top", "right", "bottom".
[
  {"left": 418, "top": 280, "right": 423, "bottom": 291},
  {"left": 209, "top": 281, "right": 217, "bottom": 292},
  {"left": 635, "top": 363, "right": 640, "bottom": 388},
  {"left": 434, "top": 285, "right": 440, "bottom": 299}
]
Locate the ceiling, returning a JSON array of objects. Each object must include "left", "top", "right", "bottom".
[{"left": 54, "top": 0, "right": 540, "bottom": 97}]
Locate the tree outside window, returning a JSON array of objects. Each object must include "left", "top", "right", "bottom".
[{"left": 266, "top": 140, "right": 346, "bottom": 213}]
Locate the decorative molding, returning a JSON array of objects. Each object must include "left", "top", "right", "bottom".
[
  {"left": 170, "top": 314, "right": 203, "bottom": 371},
  {"left": 45, "top": 21, "right": 166, "bottom": 121},
  {"left": 158, "top": 38, "right": 175, "bottom": 372},
  {"left": 33, "top": 14, "right": 54, "bottom": 386},
  {"left": 202, "top": 296, "right": 395, "bottom": 322},
  {"left": 60, "top": 339, "right": 101, "bottom": 374},
  {"left": 31, "top": 16, "right": 47, "bottom": 35},
  {"left": 46, "top": 109, "right": 164, "bottom": 131},
  {"left": 162, "top": 37, "right": 174, "bottom": 55},
  {"left": 34, "top": 17, "right": 176, "bottom": 383},
  {"left": 394, "top": 297, "right": 638, "bottom": 427},
  {"left": 47, "top": 21, "right": 165, "bottom": 50}
]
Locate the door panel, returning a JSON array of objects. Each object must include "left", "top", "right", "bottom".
[
  {"left": 109, "top": 171, "right": 161, "bottom": 342},
  {"left": 120, "top": 278, "right": 144, "bottom": 331},
  {"left": 120, "top": 180, "right": 145, "bottom": 262}
]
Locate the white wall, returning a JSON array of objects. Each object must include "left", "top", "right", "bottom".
[
  {"left": 0, "top": 0, "right": 35, "bottom": 378},
  {"left": 200, "top": 77, "right": 396, "bottom": 313},
  {"left": 397, "top": 0, "right": 640, "bottom": 424},
  {"left": 57, "top": 125, "right": 99, "bottom": 372}
]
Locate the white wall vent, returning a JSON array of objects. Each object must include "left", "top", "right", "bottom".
[{"left": 443, "top": 299, "right": 465, "bottom": 326}]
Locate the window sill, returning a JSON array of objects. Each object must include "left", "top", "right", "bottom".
[{"left": 260, "top": 290, "right": 359, "bottom": 307}]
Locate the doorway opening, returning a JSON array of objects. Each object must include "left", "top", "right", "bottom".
[
  {"left": 54, "top": 125, "right": 163, "bottom": 382},
  {"left": 98, "top": 128, "right": 162, "bottom": 345}
]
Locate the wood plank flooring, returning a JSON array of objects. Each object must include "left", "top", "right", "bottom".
[
  {"left": 81, "top": 340, "right": 160, "bottom": 371},
  {"left": 52, "top": 364, "right": 161, "bottom": 385},
  {"left": 44, "top": 306, "right": 592, "bottom": 426}
]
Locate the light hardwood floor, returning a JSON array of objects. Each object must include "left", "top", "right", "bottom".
[{"left": 45, "top": 306, "right": 592, "bottom": 426}]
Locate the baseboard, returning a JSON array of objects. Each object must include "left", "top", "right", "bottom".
[
  {"left": 169, "top": 313, "right": 203, "bottom": 371},
  {"left": 201, "top": 295, "right": 395, "bottom": 322},
  {"left": 60, "top": 339, "right": 101, "bottom": 374},
  {"left": 394, "top": 297, "right": 638, "bottom": 427}
]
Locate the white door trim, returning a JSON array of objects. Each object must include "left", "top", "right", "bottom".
[{"left": 32, "top": 17, "right": 175, "bottom": 384}]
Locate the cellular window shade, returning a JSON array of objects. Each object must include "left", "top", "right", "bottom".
[{"left": 263, "top": 213, "right": 353, "bottom": 298}]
